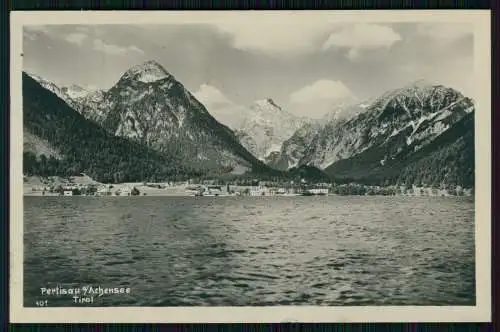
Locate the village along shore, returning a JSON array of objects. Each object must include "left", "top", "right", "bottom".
[{"left": 23, "top": 173, "right": 473, "bottom": 198}]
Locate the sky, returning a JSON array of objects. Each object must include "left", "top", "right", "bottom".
[{"left": 23, "top": 19, "right": 475, "bottom": 119}]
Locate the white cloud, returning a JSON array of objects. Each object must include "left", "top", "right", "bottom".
[
  {"left": 64, "top": 32, "right": 88, "bottom": 46},
  {"left": 322, "top": 24, "right": 402, "bottom": 60},
  {"left": 24, "top": 25, "right": 52, "bottom": 34},
  {"left": 289, "top": 79, "right": 356, "bottom": 104},
  {"left": 416, "top": 23, "right": 473, "bottom": 43},
  {"left": 193, "top": 84, "right": 233, "bottom": 108},
  {"left": 193, "top": 84, "right": 250, "bottom": 128},
  {"left": 209, "top": 14, "right": 335, "bottom": 56},
  {"left": 128, "top": 45, "right": 145, "bottom": 54},
  {"left": 24, "top": 25, "right": 56, "bottom": 41},
  {"left": 93, "top": 39, "right": 145, "bottom": 56},
  {"left": 75, "top": 26, "right": 90, "bottom": 33}
]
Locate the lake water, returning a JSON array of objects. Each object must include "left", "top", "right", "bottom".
[{"left": 23, "top": 196, "right": 475, "bottom": 306}]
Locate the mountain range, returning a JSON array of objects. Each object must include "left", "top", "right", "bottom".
[
  {"left": 23, "top": 72, "right": 203, "bottom": 183},
  {"left": 23, "top": 60, "right": 475, "bottom": 188},
  {"left": 206, "top": 98, "right": 307, "bottom": 161},
  {"left": 193, "top": 84, "right": 310, "bottom": 162},
  {"left": 269, "top": 80, "right": 475, "bottom": 187},
  {"left": 28, "top": 61, "right": 273, "bottom": 176}
]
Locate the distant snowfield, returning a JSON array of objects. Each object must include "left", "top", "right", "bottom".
[{"left": 204, "top": 98, "right": 307, "bottom": 160}]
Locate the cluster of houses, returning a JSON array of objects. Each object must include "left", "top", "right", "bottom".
[
  {"left": 246, "top": 186, "right": 329, "bottom": 196},
  {"left": 94, "top": 185, "right": 135, "bottom": 196},
  {"left": 61, "top": 184, "right": 136, "bottom": 196},
  {"left": 185, "top": 182, "right": 331, "bottom": 197},
  {"left": 26, "top": 173, "right": 472, "bottom": 197},
  {"left": 183, "top": 181, "right": 471, "bottom": 197},
  {"left": 31, "top": 183, "right": 138, "bottom": 196}
]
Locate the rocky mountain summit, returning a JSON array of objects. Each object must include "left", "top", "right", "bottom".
[
  {"left": 269, "top": 81, "right": 475, "bottom": 186},
  {"left": 25, "top": 61, "right": 272, "bottom": 175},
  {"left": 24, "top": 66, "right": 475, "bottom": 187},
  {"left": 202, "top": 96, "right": 307, "bottom": 161}
]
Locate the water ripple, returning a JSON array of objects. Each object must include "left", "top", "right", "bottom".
[{"left": 23, "top": 196, "right": 475, "bottom": 306}]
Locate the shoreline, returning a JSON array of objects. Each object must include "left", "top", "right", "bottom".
[
  {"left": 23, "top": 176, "right": 474, "bottom": 198},
  {"left": 23, "top": 192, "right": 474, "bottom": 198}
]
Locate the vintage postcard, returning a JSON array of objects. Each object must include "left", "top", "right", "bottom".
[{"left": 10, "top": 10, "right": 491, "bottom": 323}]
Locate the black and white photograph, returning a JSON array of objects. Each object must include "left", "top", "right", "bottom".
[{"left": 10, "top": 11, "right": 491, "bottom": 323}]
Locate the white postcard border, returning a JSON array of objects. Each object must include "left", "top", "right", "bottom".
[{"left": 9, "top": 10, "right": 492, "bottom": 323}]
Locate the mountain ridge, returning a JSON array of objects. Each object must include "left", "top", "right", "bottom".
[
  {"left": 24, "top": 65, "right": 475, "bottom": 188},
  {"left": 203, "top": 96, "right": 308, "bottom": 161},
  {"left": 28, "top": 61, "right": 274, "bottom": 175},
  {"left": 269, "top": 82, "right": 475, "bottom": 187},
  {"left": 22, "top": 72, "right": 205, "bottom": 183},
  {"left": 99, "top": 61, "right": 268, "bottom": 173},
  {"left": 22, "top": 70, "right": 325, "bottom": 183}
]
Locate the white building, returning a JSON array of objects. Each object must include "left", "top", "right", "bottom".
[
  {"left": 249, "top": 189, "right": 264, "bottom": 196},
  {"left": 307, "top": 188, "right": 329, "bottom": 195},
  {"left": 97, "top": 186, "right": 112, "bottom": 196},
  {"left": 249, "top": 186, "right": 270, "bottom": 196}
]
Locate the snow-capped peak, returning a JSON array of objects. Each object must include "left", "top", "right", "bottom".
[
  {"left": 322, "top": 100, "right": 368, "bottom": 123},
  {"left": 26, "top": 72, "right": 70, "bottom": 102},
  {"left": 27, "top": 72, "right": 98, "bottom": 101},
  {"left": 370, "top": 79, "right": 466, "bottom": 116},
  {"left": 62, "top": 84, "right": 91, "bottom": 99},
  {"left": 227, "top": 97, "right": 307, "bottom": 161},
  {"left": 27, "top": 72, "right": 59, "bottom": 90},
  {"left": 26, "top": 72, "right": 44, "bottom": 83},
  {"left": 251, "top": 98, "right": 283, "bottom": 111},
  {"left": 265, "top": 98, "right": 282, "bottom": 111},
  {"left": 121, "top": 60, "right": 172, "bottom": 83},
  {"left": 378, "top": 80, "right": 436, "bottom": 100}
]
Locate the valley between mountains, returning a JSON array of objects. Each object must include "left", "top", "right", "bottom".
[{"left": 23, "top": 60, "right": 475, "bottom": 192}]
